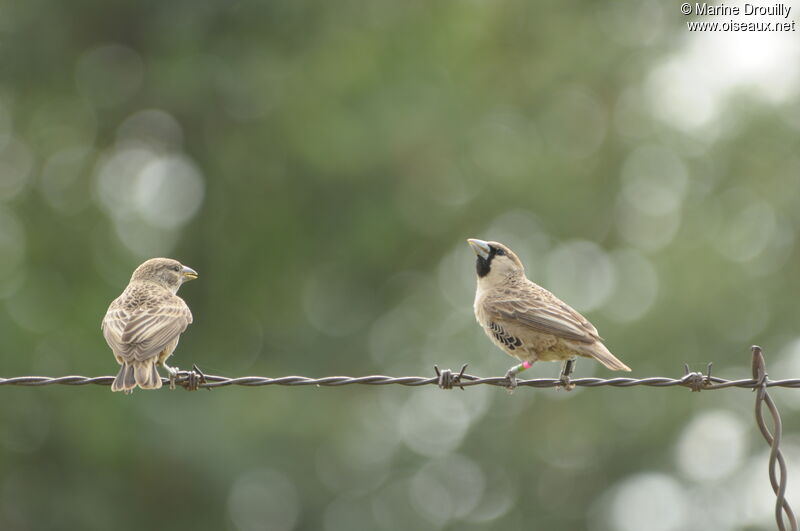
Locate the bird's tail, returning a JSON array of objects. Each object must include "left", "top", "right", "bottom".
[
  {"left": 111, "top": 362, "right": 137, "bottom": 393},
  {"left": 584, "top": 342, "right": 631, "bottom": 372},
  {"left": 111, "top": 361, "right": 162, "bottom": 393},
  {"left": 134, "top": 362, "right": 163, "bottom": 390}
]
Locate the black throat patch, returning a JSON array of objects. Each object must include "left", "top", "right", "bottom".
[{"left": 475, "top": 246, "right": 497, "bottom": 277}]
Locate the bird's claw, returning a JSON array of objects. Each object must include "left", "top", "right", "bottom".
[
  {"left": 504, "top": 369, "right": 518, "bottom": 391},
  {"left": 166, "top": 366, "right": 179, "bottom": 390},
  {"left": 557, "top": 358, "right": 576, "bottom": 391},
  {"left": 558, "top": 373, "right": 575, "bottom": 392}
]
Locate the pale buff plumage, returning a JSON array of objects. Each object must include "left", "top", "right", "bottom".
[
  {"left": 102, "top": 258, "right": 198, "bottom": 393},
  {"left": 467, "top": 239, "right": 630, "bottom": 385}
]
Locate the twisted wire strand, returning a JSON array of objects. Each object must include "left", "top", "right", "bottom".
[
  {"left": 752, "top": 346, "right": 798, "bottom": 531},
  {"left": 2, "top": 374, "right": 800, "bottom": 389},
  {"left": 0, "top": 346, "right": 796, "bottom": 531}
]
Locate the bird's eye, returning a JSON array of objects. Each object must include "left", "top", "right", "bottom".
[
  {"left": 496, "top": 249, "right": 505, "bottom": 256},
  {"left": 172, "top": 265, "right": 181, "bottom": 272}
]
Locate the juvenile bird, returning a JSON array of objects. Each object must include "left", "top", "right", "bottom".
[
  {"left": 467, "top": 239, "right": 630, "bottom": 388},
  {"left": 102, "top": 258, "right": 198, "bottom": 393}
]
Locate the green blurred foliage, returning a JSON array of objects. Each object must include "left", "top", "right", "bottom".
[{"left": 0, "top": 0, "right": 799, "bottom": 529}]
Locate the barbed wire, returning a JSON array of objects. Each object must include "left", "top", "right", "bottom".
[
  {"left": 0, "top": 345, "right": 796, "bottom": 530},
  {"left": 2, "top": 370, "right": 800, "bottom": 390}
]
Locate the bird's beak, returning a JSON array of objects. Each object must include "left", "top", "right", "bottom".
[
  {"left": 467, "top": 238, "right": 491, "bottom": 259},
  {"left": 181, "top": 266, "right": 199, "bottom": 280}
]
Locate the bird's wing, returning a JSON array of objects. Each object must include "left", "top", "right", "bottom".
[
  {"left": 483, "top": 291, "right": 597, "bottom": 344},
  {"left": 102, "top": 298, "right": 129, "bottom": 356},
  {"left": 106, "top": 296, "right": 193, "bottom": 363}
]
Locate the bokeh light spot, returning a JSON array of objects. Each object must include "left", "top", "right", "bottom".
[
  {"left": 602, "top": 248, "right": 659, "bottom": 322},
  {"left": 675, "top": 410, "right": 747, "bottom": 481},
  {"left": 544, "top": 240, "right": 615, "bottom": 312},
  {"left": 0, "top": 138, "right": 33, "bottom": 201},
  {"left": 399, "top": 390, "right": 472, "bottom": 457},
  {"left": 228, "top": 468, "right": 299, "bottom": 531},
  {"left": 409, "top": 454, "right": 485, "bottom": 526},
  {"left": 609, "top": 473, "right": 688, "bottom": 531},
  {"left": 134, "top": 155, "right": 205, "bottom": 229},
  {"left": 117, "top": 109, "right": 184, "bottom": 151}
]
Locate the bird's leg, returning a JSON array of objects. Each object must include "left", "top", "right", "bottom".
[
  {"left": 558, "top": 358, "right": 576, "bottom": 391},
  {"left": 160, "top": 361, "right": 180, "bottom": 390},
  {"left": 505, "top": 360, "right": 533, "bottom": 390}
]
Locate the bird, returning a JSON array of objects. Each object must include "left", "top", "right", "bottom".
[
  {"left": 467, "top": 239, "right": 630, "bottom": 389},
  {"left": 102, "top": 258, "right": 198, "bottom": 393}
]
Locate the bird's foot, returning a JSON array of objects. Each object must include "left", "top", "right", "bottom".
[
  {"left": 165, "top": 366, "right": 180, "bottom": 390},
  {"left": 558, "top": 373, "right": 575, "bottom": 392},
  {"left": 504, "top": 368, "right": 519, "bottom": 391},
  {"left": 557, "top": 358, "right": 576, "bottom": 392},
  {"left": 504, "top": 360, "right": 533, "bottom": 393}
]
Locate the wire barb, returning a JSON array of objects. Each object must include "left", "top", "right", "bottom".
[
  {"left": 434, "top": 364, "right": 468, "bottom": 390},
  {"left": 681, "top": 362, "right": 713, "bottom": 392},
  {"left": 176, "top": 364, "right": 208, "bottom": 392}
]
